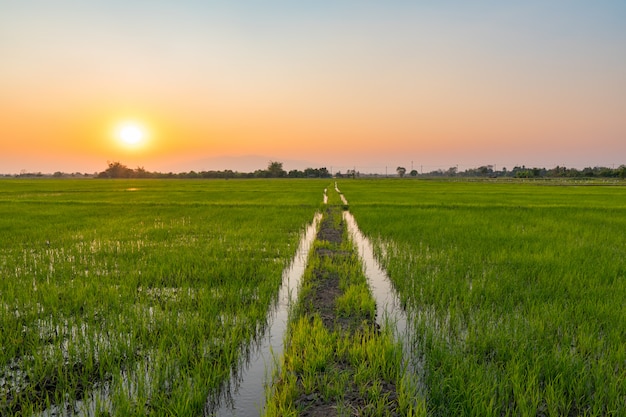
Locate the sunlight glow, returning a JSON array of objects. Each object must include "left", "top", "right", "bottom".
[{"left": 117, "top": 122, "right": 146, "bottom": 147}]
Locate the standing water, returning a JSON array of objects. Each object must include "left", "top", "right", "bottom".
[
  {"left": 32, "top": 213, "right": 321, "bottom": 417},
  {"left": 336, "top": 185, "right": 423, "bottom": 401},
  {"left": 335, "top": 187, "right": 406, "bottom": 335},
  {"left": 204, "top": 212, "right": 321, "bottom": 416},
  {"left": 343, "top": 210, "right": 424, "bottom": 400},
  {"left": 342, "top": 212, "right": 407, "bottom": 333}
]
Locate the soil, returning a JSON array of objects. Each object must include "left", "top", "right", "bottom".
[{"left": 294, "top": 207, "right": 400, "bottom": 416}]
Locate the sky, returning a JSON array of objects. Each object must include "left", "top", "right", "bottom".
[{"left": 2, "top": 1, "right": 625, "bottom": 174}]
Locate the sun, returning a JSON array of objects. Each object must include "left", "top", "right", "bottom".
[{"left": 117, "top": 122, "right": 146, "bottom": 146}]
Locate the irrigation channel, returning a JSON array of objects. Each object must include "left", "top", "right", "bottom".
[
  {"left": 207, "top": 186, "right": 418, "bottom": 416},
  {"left": 203, "top": 213, "right": 322, "bottom": 416},
  {"left": 31, "top": 186, "right": 417, "bottom": 416}
]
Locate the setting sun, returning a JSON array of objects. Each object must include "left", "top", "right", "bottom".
[
  {"left": 1, "top": 1, "right": 625, "bottom": 176},
  {"left": 117, "top": 123, "right": 146, "bottom": 147}
]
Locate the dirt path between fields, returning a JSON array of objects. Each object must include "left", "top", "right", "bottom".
[{"left": 292, "top": 206, "right": 401, "bottom": 416}]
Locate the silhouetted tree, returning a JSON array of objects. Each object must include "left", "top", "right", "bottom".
[
  {"left": 99, "top": 161, "right": 133, "bottom": 178},
  {"left": 267, "top": 161, "right": 286, "bottom": 178},
  {"left": 396, "top": 166, "right": 406, "bottom": 178}
]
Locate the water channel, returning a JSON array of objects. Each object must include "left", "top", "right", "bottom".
[
  {"left": 210, "top": 188, "right": 420, "bottom": 415},
  {"left": 32, "top": 188, "right": 420, "bottom": 416},
  {"left": 204, "top": 212, "right": 322, "bottom": 416}
]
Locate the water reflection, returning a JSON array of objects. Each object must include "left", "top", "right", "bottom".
[
  {"left": 343, "top": 211, "right": 424, "bottom": 398},
  {"left": 205, "top": 212, "right": 321, "bottom": 416}
]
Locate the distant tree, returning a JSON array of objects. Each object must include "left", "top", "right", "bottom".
[
  {"left": 478, "top": 166, "right": 493, "bottom": 176},
  {"left": 598, "top": 167, "right": 615, "bottom": 177},
  {"left": 134, "top": 166, "right": 149, "bottom": 178},
  {"left": 302, "top": 167, "right": 331, "bottom": 178},
  {"left": 267, "top": 161, "right": 286, "bottom": 178},
  {"left": 514, "top": 167, "right": 542, "bottom": 178},
  {"left": 409, "top": 169, "right": 418, "bottom": 177},
  {"left": 582, "top": 167, "right": 595, "bottom": 177},
  {"left": 446, "top": 166, "right": 458, "bottom": 176},
  {"left": 396, "top": 166, "right": 406, "bottom": 178},
  {"left": 254, "top": 169, "right": 269, "bottom": 178},
  {"left": 99, "top": 161, "right": 133, "bottom": 178}
]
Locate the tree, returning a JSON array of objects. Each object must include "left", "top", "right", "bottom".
[
  {"left": 267, "top": 161, "right": 286, "bottom": 178},
  {"left": 99, "top": 161, "right": 133, "bottom": 178},
  {"left": 446, "top": 166, "right": 458, "bottom": 176},
  {"left": 396, "top": 166, "right": 406, "bottom": 178},
  {"left": 409, "top": 169, "right": 418, "bottom": 177}
]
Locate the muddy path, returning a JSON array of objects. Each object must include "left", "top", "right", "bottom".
[
  {"left": 300, "top": 207, "right": 400, "bottom": 415},
  {"left": 265, "top": 203, "right": 410, "bottom": 416}
]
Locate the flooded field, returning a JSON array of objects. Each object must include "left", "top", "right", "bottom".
[
  {"left": 263, "top": 203, "right": 418, "bottom": 416},
  {"left": 3, "top": 178, "right": 626, "bottom": 415},
  {"left": 206, "top": 212, "right": 321, "bottom": 416},
  {"left": 340, "top": 179, "right": 626, "bottom": 416},
  {"left": 0, "top": 179, "right": 325, "bottom": 416}
]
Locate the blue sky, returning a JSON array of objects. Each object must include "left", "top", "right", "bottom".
[{"left": 1, "top": 1, "right": 625, "bottom": 173}]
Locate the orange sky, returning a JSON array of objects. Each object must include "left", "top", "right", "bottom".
[{"left": 2, "top": 2, "right": 625, "bottom": 174}]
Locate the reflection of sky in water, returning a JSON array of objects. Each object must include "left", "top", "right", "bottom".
[
  {"left": 207, "top": 212, "right": 321, "bottom": 416},
  {"left": 343, "top": 210, "right": 424, "bottom": 402}
]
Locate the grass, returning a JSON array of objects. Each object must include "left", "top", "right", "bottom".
[
  {"left": 265, "top": 202, "right": 416, "bottom": 416},
  {"left": 0, "top": 178, "right": 325, "bottom": 416},
  {"left": 339, "top": 178, "right": 626, "bottom": 416},
  {"left": 6, "top": 177, "right": 624, "bottom": 415}
]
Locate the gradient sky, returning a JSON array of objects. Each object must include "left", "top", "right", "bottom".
[{"left": 2, "top": 1, "right": 625, "bottom": 174}]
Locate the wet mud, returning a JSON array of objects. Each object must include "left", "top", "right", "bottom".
[{"left": 293, "top": 207, "right": 401, "bottom": 416}]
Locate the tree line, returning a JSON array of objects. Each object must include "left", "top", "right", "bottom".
[
  {"left": 8, "top": 162, "right": 625, "bottom": 179},
  {"left": 403, "top": 164, "right": 626, "bottom": 179},
  {"left": 97, "top": 161, "right": 332, "bottom": 179}
]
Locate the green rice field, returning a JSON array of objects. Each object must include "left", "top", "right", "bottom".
[
  {"left": 0, "top": 179, "right": 324, "bottom": 415},
  {"left": 339, "top": 179, "right": 626, "bottom": 416},
  {"left": 2, "top": 178, "right": 626, "bottom": 416}
]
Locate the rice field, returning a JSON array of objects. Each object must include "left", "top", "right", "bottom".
[
  {"left": 3, "top": 178, "right": 626, "bottom": 416},
  {"left": 0, "top": 179, "right": 324, "bottom": 415},
  {"left": 339, "top": 179, "right": 626, "bottom": 416},
  {"left": 264, "top": 204, "right": 415, "bottom": 416}
]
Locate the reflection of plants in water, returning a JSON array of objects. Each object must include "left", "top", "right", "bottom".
[{"left": 0, "top": 179, "right": 326, "bottom": 416}]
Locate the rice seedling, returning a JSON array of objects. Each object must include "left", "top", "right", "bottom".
[
  {"left": 0, "top": 178, "right": 325, "bottom": 415},
  {"left": 265, "top": 203, "right": 416, "bottom": 416},
  {"left": 339, "top": 178, "right": 626, "bottom": 416}
]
